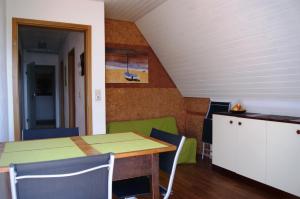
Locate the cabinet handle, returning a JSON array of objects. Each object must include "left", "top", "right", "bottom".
[
  {"left": 229, "top": 120, "right": 233, "bottom": 124},
  {"left": 297, "top": 130, "right": 300, "bottom": 135},
  {"left": 238, "top": 122, "right": 242, "bottom": 126}
]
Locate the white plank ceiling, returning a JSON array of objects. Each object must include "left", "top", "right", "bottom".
[
  {"left": 137, "top": 0, "right": 300, "bottom": 101},
  {"left": 103, "top": 0, "right": 168, "bottom": 21}
]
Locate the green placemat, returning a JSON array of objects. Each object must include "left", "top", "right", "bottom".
[
  {"left": 91, "top": 139, "right": 167, "bottom": 154},
  {"left": 4, "top": 138, "right": 76, "bottom": 153},
  {"left": 0, "top": 146, "right": 85, "bottom": 167},
  {"left": 82, "top": 132, "right": 144, "bottom": 144}
]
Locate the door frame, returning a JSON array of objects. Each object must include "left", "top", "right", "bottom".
[{"left": 12, "top": 18, "right": 93, "bottom": 140}]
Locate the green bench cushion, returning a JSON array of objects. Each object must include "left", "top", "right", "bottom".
[
  {"left": 107, "top": 116, "right": 178, "bottom": 136},
  {"left": 178, "top": 138, "right": 197, "bottom": 164},
  {"left": 107, "top": 116, "right": 197, "bottom": 164}
]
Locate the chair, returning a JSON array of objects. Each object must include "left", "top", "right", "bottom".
[
  {"left": 22, "top": 128, "right": 79, "bottom": 140},
  {"left": 202, "top": 101, "right": 231, "bottom": 159},
  {"left": 9, "top": 153, "right": 115, "bottom": 199},
  {"left": 113, "top": 128, "right": 185, "bottom": 199}
]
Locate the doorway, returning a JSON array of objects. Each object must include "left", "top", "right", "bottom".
[
  {"left": 27, "top": 64, "right": 56, "bottom": 129},
  {"left": 12, "top": 18, "right": 93, "bottom": 141}
]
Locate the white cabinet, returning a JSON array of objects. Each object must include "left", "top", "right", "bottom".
[
  {"left": 213, "top": 114, "right": 300, "bottom": 197},
  {"left": 213, "top": 115, "right": 266, "bottom": 183},
  {"left": 236, "top": 118, "right": 266, "bottom": 183},
  {"left": 266, "top": 122, "right": 300, "bottom": 197},
  {"left": 213, "top": 115, "right": 238, "bottom": 172}
]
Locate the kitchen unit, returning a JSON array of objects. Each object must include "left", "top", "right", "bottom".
[{"left": 213, "top": 113, "right": 300, "bottom": 197}]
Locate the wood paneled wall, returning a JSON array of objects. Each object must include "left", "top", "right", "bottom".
[
  {"left": 184, "top": 97, "right": 210, "bottom": 152},
  {"left": 106, "top": 88, "right": 186, "bottom": 132},
  {"left": 105, "top": 19, "right": 148, "bottom": 47},
  {"left": 105, "top": 19, "right": 210, "bottom": 153}
]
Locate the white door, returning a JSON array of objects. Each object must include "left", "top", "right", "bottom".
[
  {"left": 213, "top": 115, "right": 238, "bottom": 172},
  {"left": 236, "top": 118, "right": 267, "bottom": 183},
  {"left": 266, "top": 122, "right": 300, "bottom": 197}
]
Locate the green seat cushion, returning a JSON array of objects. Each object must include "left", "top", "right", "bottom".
[
  {"left": 107, "top": 116, "right": 197, "bottom": 164},
  {"left": 178, "top": 138, "right": 197, "bottom": 164},
  {"left": 107, "top": 116, "right": 179, "bottom": 136}
]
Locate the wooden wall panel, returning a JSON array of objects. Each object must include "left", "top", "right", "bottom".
[
  {"left": 105, "top": 19, "right": 148, "bottom": 47},
  {"left": 105, "top": 19, "right": 175, "bottom": 88},
  {"left": 105, "top": 19, "right": 210, "bottom": 154},
  {"left": 184, "top": 97, "right": 210, "bottom": 152},
  {"left": 106, "top": 88, "right": 186, "bottom": 132}
]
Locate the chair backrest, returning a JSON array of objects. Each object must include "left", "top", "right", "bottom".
[
  {"left": 206, "top": 101, "right": 231, "bottom": 119},
  {"left": 9, "top": 154, "right": 115, "bottom": 199},
  {"left": 150, "top": 128, "right": 185, "bottom": 199},
  {"left": 22, "top": 128, "right": 79, "bottom": 140}
]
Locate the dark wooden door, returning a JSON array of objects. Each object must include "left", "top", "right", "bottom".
[
  {"left": 68, "top": 49, "right": 76, "bottom": 128},
  {"left": 60, "top": 61, "right": 65, "bottom": 127}
]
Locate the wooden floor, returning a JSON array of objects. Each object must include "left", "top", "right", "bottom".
[{"left": 140, "top": 159, "right": 299, "bottom": 199}]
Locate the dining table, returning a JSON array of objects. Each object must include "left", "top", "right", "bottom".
[{"left": 0, "top": 132, "right": 176, "bottom": 199}]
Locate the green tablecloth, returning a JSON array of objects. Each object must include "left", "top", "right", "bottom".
[
  {"left": 91, "top": 139, "right": 167, "bottom": 154},
  {"left": 0, "top": 132, "right": 168, "bottom": 167},
  {"left": 82, "top": 132, "right": 144, "bottom": 144},
  {"left": 0, "top": 146, "right": 85, "bottom": 167},
  {"left": 3, "top": 137, "right": 76, "bottom": 153}
]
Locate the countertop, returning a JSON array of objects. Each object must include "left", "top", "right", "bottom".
[{"left": 215, "top": 112, "right": 300, "bottom": 125}]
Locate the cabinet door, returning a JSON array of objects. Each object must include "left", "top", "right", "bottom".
[
  {"left": 212, "top": 115, "right": 238, "bottom": 172},
  {"left": 236, "top": 118, "right": 267, "bottom": 183},
  {"left": 266, "top": 122, "right": 300, "bottom": 197}
]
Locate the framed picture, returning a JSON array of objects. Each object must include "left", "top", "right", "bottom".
[{"left": 105, "top": 47, "right": 149, "bottom": 83}]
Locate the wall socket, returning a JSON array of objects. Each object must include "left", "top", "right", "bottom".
[{"left": 95, "top": 89, "right": 101, "bottom": 101}]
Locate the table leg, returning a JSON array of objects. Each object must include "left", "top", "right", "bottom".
[
  {"left": 151, "top": 154, "right": 159, "bottom": 199},
  {"left": 0, "top": 172, "right": 11, "bottom": 199}
]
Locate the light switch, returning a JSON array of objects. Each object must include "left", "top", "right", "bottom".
[{"left": 95, "top": 89, "right": 101, "bottom": 101}]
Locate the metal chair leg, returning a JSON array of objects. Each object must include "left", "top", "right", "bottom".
[
  {"left": 201, "top": 143, "right": 205, "bottom": 160},
  {"left": 209, "top": 144, "right": 212, "bottom": 159}
]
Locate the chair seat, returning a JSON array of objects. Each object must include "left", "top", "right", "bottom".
[
  {"left": 113, "top": 129, "right": 185, "bottom": 199},
  {"left": 113, "top": 177, "right": 150, "bottom": 198},
  {"left": 113, "top": 176, "right": 168, "bottom": 199}
]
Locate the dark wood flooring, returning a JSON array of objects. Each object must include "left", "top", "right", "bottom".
[{"left": 141, "top": 159, "right": 299, "bottom": 199}]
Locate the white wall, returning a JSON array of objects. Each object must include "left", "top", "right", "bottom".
[
  {"left": 137, "top": 0, "right": 300, "bottom": 117},
  {"left": 59, "top": 32, "right": 86, "bottom": 135},
  {"left": 22, "top": 51, "right": 59, "bottom": 129},
  {"left": 5, "top": 0, "right": 106, "bottom": 141},
  {"left": 0, "top": 0, "right": 8, "bottom": 142}
]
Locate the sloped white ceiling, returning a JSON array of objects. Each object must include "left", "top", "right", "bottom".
[
  {"left": 136, "top": 0, "right": 300, "bottom": 101},
  {"left": 104, "top": 0, "right": 168, "bottom": 21}
]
